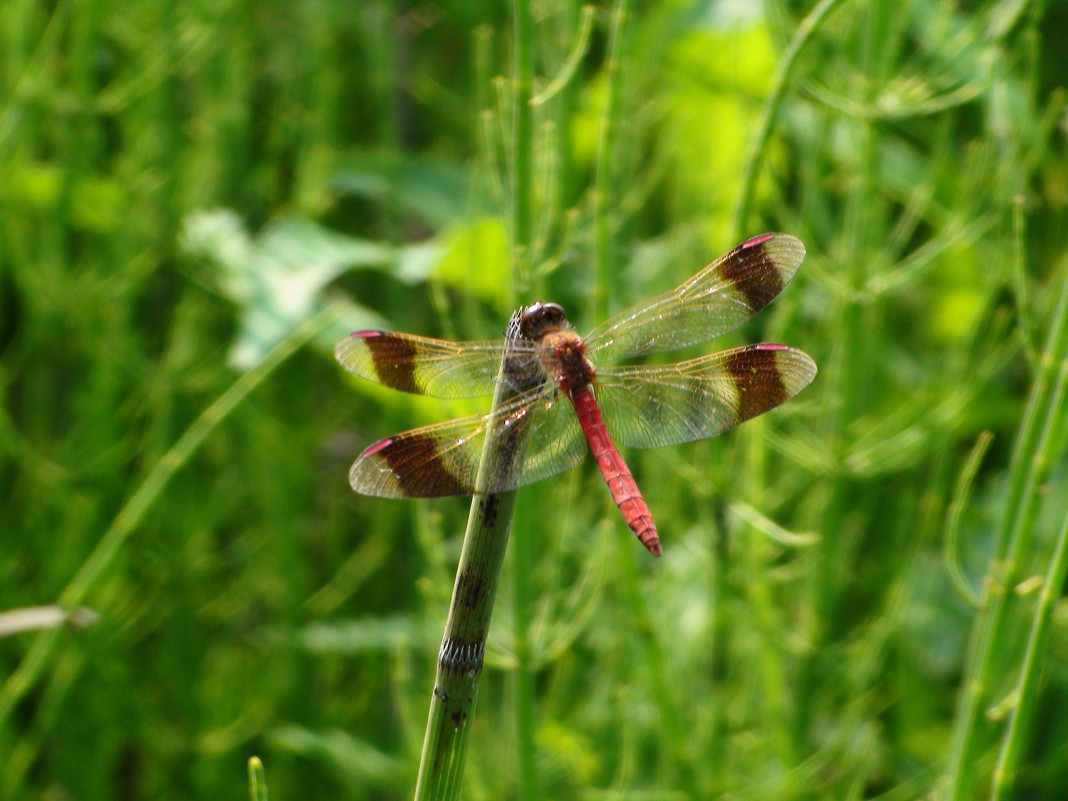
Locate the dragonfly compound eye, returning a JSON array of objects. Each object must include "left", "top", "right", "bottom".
[{"left": 519, "top": 302, "right": 568, "bottom": 339}]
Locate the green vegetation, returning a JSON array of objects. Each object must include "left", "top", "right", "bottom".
[{"left": 3, "top": 1, "right": 1068, "bottom": 799}]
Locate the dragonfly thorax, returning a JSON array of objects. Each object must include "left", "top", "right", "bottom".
[
  {"left": 519, "top": 303, "right": 598, "bottom": 395},
  {"left": 537, "top": 329, "right": 596, "bottom": 396}
]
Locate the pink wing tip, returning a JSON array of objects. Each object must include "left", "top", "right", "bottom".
[
  {"left": 361, "top": 437, "right": 394, "bottom": 457},
  {"left": 741, "top": 232, "right": 776, "bottom": 249},
  {"left": 755, "top": 343, "right": 789, "bottom": 351},
  {"left": 351, "top": 330, "right": 385, "bottom": 339}
]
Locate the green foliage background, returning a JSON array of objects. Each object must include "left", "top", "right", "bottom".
[{"left": 3, "top": 0, "right": 1068, "bottom": 799}]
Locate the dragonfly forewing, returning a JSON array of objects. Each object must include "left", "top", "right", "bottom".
[{"left": 584, "top": 233, "right": 806, "bottom": 364}]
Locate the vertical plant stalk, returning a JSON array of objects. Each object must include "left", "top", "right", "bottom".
[
  {"left": 945, "top": 259, "right": 1068, "bottom": 800},
  {"left": 592, "top": 0, "right": 628, "bottom": 323},
  {"left": 509, "top": 2, "right": 541, "bottom": 798},
  {"left": 991, "top": 506, "right": 1068, "bottom": 800},
  {"left": 733, "top": 0, "right": 845, "bottom": 743},
  {"left": 511, "top": 0, "right": 534, "bottom": 296},
  {"left": 247, "top": 756, "right": 268, "bottom": 801},
  {"left": 413, "top": 313, "right": 539, "bottom": 801},
  {"left": 942, "top": 431, "right": 994, "bottom": 608},
  {"left": 741, "top": 417, "right": 798, "bottom": 769}
]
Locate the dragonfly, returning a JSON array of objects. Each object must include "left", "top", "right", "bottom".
[{"left": 335, "top": 232, "right": 817, "bottom": 556}]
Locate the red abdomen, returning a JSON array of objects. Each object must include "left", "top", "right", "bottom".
[{"left": 570, "top": 387, "right": 661, "bottom": 556}]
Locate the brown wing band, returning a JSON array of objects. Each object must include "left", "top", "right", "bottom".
[
  {"left": 721, "top": 235, "right": 786, "bottom": 312},
  {"left": 727, "top": 344, "right": 788, "bottom": 421},
  {"left": 353, "top": 331, "right": 420, "bottom": 394}
]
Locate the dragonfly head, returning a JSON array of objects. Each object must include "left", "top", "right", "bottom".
[{"left": 519, "top": 302, "right": 568, "bottom": 340}]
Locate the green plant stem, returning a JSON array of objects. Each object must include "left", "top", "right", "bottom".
[
  {"left": 732, "top": 0, "right": 846, "bottom": 238},
  {"left": 509, "top": 1, "right": 540, "bottom": 797},
  {"left": 945, "top": 259, "right": 1068, "bottom": 800},
  {"left": 510, "top": 505, "right": 540, "bottom": 801},
  {"left": 592, "top": 0, "right": 628, "bottom": 323},
  {"left": 248, "top": 756, "right": 268, "bottom": 801},
  {"left": 0, "top": 304, "right": 343, "bottom": 738},
  {"left": 797, "top": 9, "right": 881, "bottom": 735},
  {"left": 742, "top": 417, "right": 797, "bottom": 770},
  {"left": 991, "top": 504, "right": 1068, "bottom": 800},
  {"left": 616, "top": 542, "right": 697, "bottom": 795},
  {"left": 413, "top": 318, "right": 537, "bottom": 801},
  {"left": 511, "top": 0, "right": 534, "bottom": 297},
  {"left": 943, "top": 431, "right": 994, "bottom": 608},
  {"left": 0, "top": 0, "right": 69, "bottom": 159},
  {"left": 530, "top": 5, "right": 595, "bottom": 108}
]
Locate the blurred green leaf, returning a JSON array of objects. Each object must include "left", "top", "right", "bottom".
[
  {"left": 433, "top": 217, "right": 510, "bottom": 307},
  {"left": 662, "top": 23, "right": 778, "bottom": 245},
  {"left": 4, "top": 163, "right": 62, "bottom": 209},
  {"left": 332, "top": 150, "right": 470, "bottom": 229},
  {"left": 268, "top": 726, "right": 401, "bottom": 789},
  {"left": 181, "top": 209, "right": 391, "bottom": 368},
  {"left": 70, "top": 175, "right": 125, "bottom": 233},
  {"left": 287, "top": 615, "right": 425, "bottom": 654}
]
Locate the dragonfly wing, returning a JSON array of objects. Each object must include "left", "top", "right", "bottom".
[
  {"left": 585, "top": 233, "right": 806, "bottom": 364},
  {"left": 595, "top": 344, "right": 817, "bottom": 449},
  {"left": 335, "top": 331, "right": 522, "bottom": 398},
  {"left": 511, "top": 391, "right": 587, "bottom": 488},
  {"left": 349, "top": 387, "right": 587, "bottom": 497}
]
